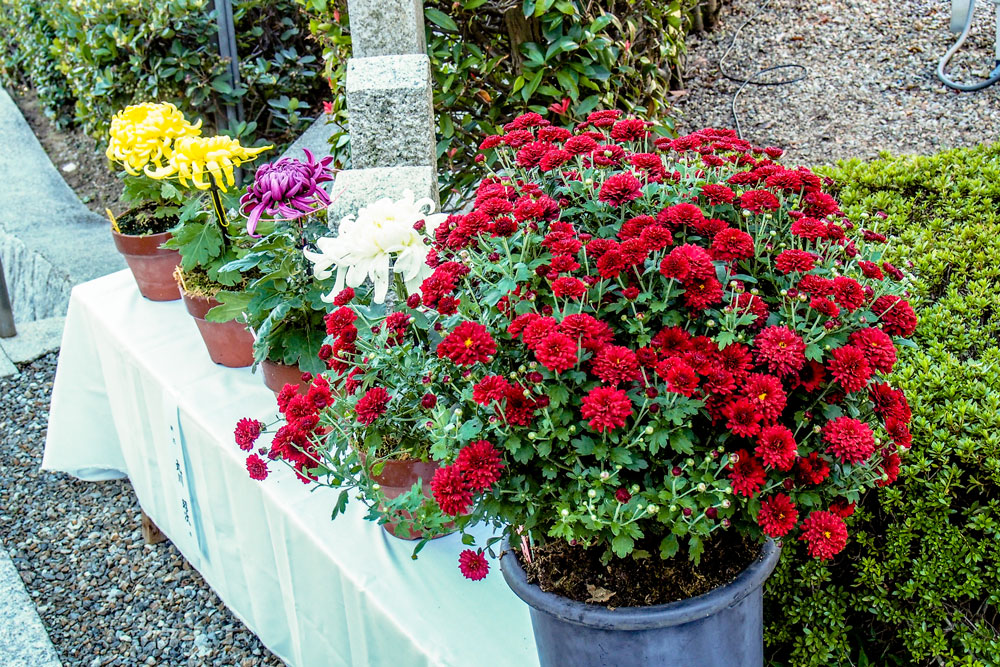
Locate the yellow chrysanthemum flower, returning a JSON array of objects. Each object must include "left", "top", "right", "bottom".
[
  {"left": 106, "top": 102, "right": 202, "bottom": 175},
  {"left": 145, "top": 135, "right": 271, "bottom": 192}
]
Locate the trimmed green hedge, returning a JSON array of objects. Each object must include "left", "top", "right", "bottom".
[
  {"left": 766, "top": 143, "right": 1000, "bottom": 666},
  {"left": 0, "top": 0, "right": 326, "bottom": 147}
]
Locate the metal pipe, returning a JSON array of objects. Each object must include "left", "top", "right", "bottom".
[{"left": 0, "top": 257, "right": 16, "bottom": 338}]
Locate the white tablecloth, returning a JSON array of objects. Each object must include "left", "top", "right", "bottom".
[{"left": 43, "top": 270, "right": 536, "bottom": 667}]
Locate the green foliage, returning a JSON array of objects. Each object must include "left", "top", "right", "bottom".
[
  {"left": 298, "top": 0, "right": 715, "bottom": 205},
  {"left": 766, "top": 143, "right": 1000, "bottom": 666},
  {"left": 210, "top": 214, "right": 335, "bottom": 373},
  {"left": 0, "top": 0, "right": 327, "bottom": 147}
]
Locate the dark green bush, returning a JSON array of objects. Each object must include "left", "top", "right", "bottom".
[
  {"left": 766, "top": 143, "right": 1000, "bottom": 666},
  {"left": 0, "top": 0, "right": 327, "bottom": 147},
  {"left": 298, "top": 0, "right": 723, "bottom": 204}
]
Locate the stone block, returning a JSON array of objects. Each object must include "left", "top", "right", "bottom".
[
  {"left": 347, "top": 0, "right": 426, "bottom": 57},
  {"left": 346, "top": 54, "right": 437, "bottom": 170},
  {"left": 327, "top": 165, "right": 440, "bottom": 226},
  {"left": 278, "top": 115, "right": 337, "bottom": 163}
]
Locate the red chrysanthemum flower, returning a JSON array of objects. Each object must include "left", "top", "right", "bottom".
[
  {"left": 325, "top": 306, "right": 357, "bottom": 336},
  {"left": 876, "top": 451, "right": 901, "bottom": 487},
  {"left": 796, "top": 452, "right": 831, "bottom": 485},
  {"left": 656, "top": 358, "right": 700, "bottom": 397},
  {"left": 886, "top": 417, "right": 912, "bottom": 449},
  {"left": 235, "top": 418, "right": 264, "bottom": 451},
  {"left": 458, "top": 549, "right": 490, "bottom": 581},
  {"left": 437, "top": 321, "right": 497, "bottom": 366},
  {"left": 580, "top": 386, "right": 632, "bottom": 433},
  {"left": 246, "top": 453, "right": 268, "bottom": 481},
  {"left": 758, "top": 494, "right": 798, "bottom": 538},
  {"left": 701, "top": 183, "right": 735, "bottom": 205},
  {"left": 559, "top": 313, "right": 614, "bottom": 351},
  {"left": 592, "top": 345, "right": 641, "bottom": 386},
  {"left": 790, "top": 217, "right": 829, "bottom": 240},
  {"left": 754, "top": 326, "right": 806, "bottom": 378},
  {"left": 827, "top": 345, "right": 872, "bottom": 393},
  {"left": 799, "top": 510, "right": 848, "bottom": 560},
  {"left": 742, "top": 373, "right": 787, "bottom": 421},
  {"left": 598, "top": 172, "right": 643, "bottom": 207},
  {"left": 823, "top": 416, "right": 876, "bottom": 464},
  {"left": 659, "top": 202, "right": 706, "bottom": 231},
  {"left": 829, "top": 499, "right": 856, "bottom": 518},
  {"left": 431, "top": 465, "right": 473, "bottom": 516},
  {"left": 473, "top": 375, "right": 511, "bottom": 405},
  {"left": 869, "top": 383, "right": 912, "bottom": 424},
  {"left": 332, "top": 287, "right": 355, "bottom": 306},
  {"left": 831, "top": 276, "right": 865, "bottom": 312},
  {"left": 682, "top": 277, "right": 724, "bottom": 311},
  {"left": 857, "top": 260, "right": 884, "bottom": 280},
  {"left": 711, "top": 228, "right": 755, "bottom": 261},
  {"left": 355, "top": 387, "right": 391, "bottom": 425},
  {"left": 774, "top": 249, "right": 816, "bottom": 275},
  {"left": 871, "top": 295, "right": 918, "bottom": 337},
  {"left": 809, "top": 297, "right": 840, "bottom": 318},
  {"left": 738, "top": 189, "right": 780, "bottom": 214},
  {"left": 722, "top": 397, "right": 764, "bottom": 437},
  {"left": 728, "top": 449, "right": 767, "bottom": 497},
  {"left": 551, "top": 276, "right": 587, "bottom": 300},
  {"left": 534, "top": 332, "right": 578, "bottom": 374},
  {"left": 455, "top": 440, "right": 505, "bottom": 492},
  {"left": 848, "top": 328, "right": 897, "bottom": 374},
  {"left": 755, "top": 425, "right": 798, "bottom": 471}
]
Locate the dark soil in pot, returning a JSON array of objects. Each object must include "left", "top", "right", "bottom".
[
  {"left": 523, "top": 530, "right": 760, "bottom": 607},
  {"left": 502, "top": 537, "right": 781, "bottom": 667}
]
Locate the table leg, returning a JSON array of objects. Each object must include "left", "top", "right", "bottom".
[{"left": 141, "top": 509, "right": 168, "bottom": 545}]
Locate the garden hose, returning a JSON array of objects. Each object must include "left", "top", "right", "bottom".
[
  {"left": 717, "top": 0, "right": 808, "bottom": 140},
  {"left": 937, "top": 0, "right": 1000, "bottom": 91}
]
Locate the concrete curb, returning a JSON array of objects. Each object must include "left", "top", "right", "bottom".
[{"left": 0, "top": 544, "right": 62, "bottom": 666}]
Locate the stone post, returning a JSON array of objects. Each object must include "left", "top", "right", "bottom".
[{"left": 327, "top": 0, "right": 440, "bottom": 222}]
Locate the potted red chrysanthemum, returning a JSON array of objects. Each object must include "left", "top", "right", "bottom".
[{"left": 235, "top": 113, "right": 918, "bottom": 666}]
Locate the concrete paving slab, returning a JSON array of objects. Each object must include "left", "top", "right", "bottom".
[
  {"left": 0, "top": 347, "right": 17, "bottom": 377},
  {"left": 0, "top": 316, "right": 64, "bottom": 363},
  {"left": 0, "top": 88, "right": 124, "bottom": 323},
  {"left": 0, "top": 545, "right": 62, "bottom": 666}
]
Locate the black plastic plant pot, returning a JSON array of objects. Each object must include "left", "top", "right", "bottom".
[{"left": 500, "top": 537, "right": 781, "bottom": 667}]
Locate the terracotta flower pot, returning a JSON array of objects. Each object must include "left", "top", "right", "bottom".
[
  {"left": 365, "top": 456, "right": 453, "bottom": 540},
  {"left": 261, "top": 359, "right": 310, "bottom": 396},
  {"left": 180, "top": 290, "right": 255, "bottom": 368},
  {"left": 111, "top": 229, "right": 181, "bottom": 301}
]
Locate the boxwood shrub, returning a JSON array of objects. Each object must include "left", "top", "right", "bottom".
[{"left": 766, "top": 143, "right": 1000, "bottom": 666}]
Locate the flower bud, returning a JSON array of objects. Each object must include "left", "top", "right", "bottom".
[
  {"left": 588, "top": 489, "right": 597, "bottom": 498},
  {"left": 560, "top": 509, "right": 570, "bottom": 517}
]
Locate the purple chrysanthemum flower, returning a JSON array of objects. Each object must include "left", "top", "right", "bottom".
[{"left": 240, "top": 149, "right": 334, "bottom": 236}]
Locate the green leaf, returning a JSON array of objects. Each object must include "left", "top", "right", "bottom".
[
  {"left": 330, "top": 490, "right": 349, "bottom": 519},
  {"left": 659, "top": 534, "right": 679, "bottom": 559},
  {"left": 611, "top": 534, "right": 634, "bottom": 558},
  {"left": 424, "top": 7, "right": 458, "bottom": 32},
  {"left": 688, "top": 535, "right": 705, "bottom": 565},
  {"left": 205, "top": 290, "right": 252, "bottom": 323}
]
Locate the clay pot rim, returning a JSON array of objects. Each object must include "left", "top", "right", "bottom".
[{"left": 499, "top": 537, "right": 781, "bottom": 630}]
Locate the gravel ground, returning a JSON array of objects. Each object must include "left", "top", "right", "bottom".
[
  {"left": 673, "top": 0, "right": 999, "bottom": 166},
  {"left": 0, "top": 355, "right": 283, "bottom": 667}
]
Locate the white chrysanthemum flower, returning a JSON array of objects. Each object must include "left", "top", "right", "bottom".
[{"left": 304, "top": 190, "right": 447, "bottom": 304}]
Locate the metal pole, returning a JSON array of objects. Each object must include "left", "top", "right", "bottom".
[
  {"left": 0, "top": 257, "right": 16, "bottom": 338},
  {"left": 214, "top": 0, "right": 246, "bottom": 184}
]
